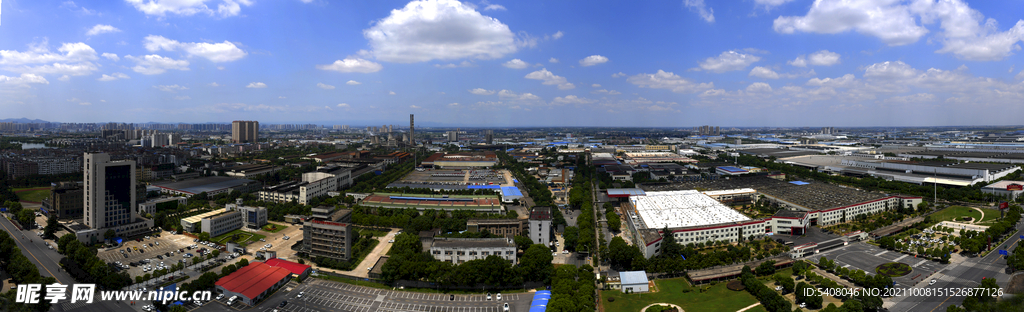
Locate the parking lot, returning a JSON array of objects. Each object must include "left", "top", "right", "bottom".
[
  {"left": 98, "top": 233, "right": 198, "bottom": 277},
  {"left": 814, "top": 242, "right": 948, "bottom": 286},
  {"left": 257, "top": 278, "right": 532, "bottom": 312}
]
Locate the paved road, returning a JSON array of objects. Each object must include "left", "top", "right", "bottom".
[{"left": 0, "top": 213, "right": 73, "bottom": 284}]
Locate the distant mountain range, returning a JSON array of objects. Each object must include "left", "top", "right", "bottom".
[{"left": 0, "top": 118, "right": 52, "bottom": 123}]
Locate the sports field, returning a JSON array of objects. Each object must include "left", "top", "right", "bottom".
[
  {"left": 14, "top": 187, "right": 50, "bottom": 203},
  {"left": 601, "top": 277, "right": 763, "bottom": 312},
  {"left": 931, "top": 206, "right": 989, "bottom": 223}
]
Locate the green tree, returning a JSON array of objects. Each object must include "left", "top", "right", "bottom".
[
  {"left": 519, "top": 244, "right": 555, "bottom": 283},
  {"left": 103, "top": 229, "right": 116, "bottom": 241},
  {"left": 43, "top": 214, "right": 59, "bottom": 239},
  {"left": 514, "top": 235, "right": 533, "bottom": 252},
  {"left": 237, "top": 258, "right": 249, "bottom": 267},
  {"left": 15, "top": 209, "right": 33, "bottom": 228}
]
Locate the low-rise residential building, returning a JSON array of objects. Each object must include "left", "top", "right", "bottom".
[
  {"left": 429, "top": 237, "right": 517, "bottom": 265},
  {"left": 529, "top": 207, "right": 552, "bottom": 246},
  {"left": 42, "top": 181, "right": 83, "bottom": 220}
]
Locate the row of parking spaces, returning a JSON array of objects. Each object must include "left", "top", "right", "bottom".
[
  {"left": 309, "top": 279, "right": 389, "bottom": 296},
  {"left": 272, "top": 305, "right": 324, "bottom": 312},
  {"left": 301, "top": 289, "right": 375, "bottom": 310},
  {"left": 376, "top": 301, "right": 504, "bottom": 312},
  {"left": 388, "top": 291, "right": 519, "bottom": 302}
]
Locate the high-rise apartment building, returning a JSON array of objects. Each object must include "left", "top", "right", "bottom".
[
  {"left": 232, "top": 121, "right": 259, "bottom": 143},
  {"left": 485, "top": 130, "right": 494, "bottom": 144}
]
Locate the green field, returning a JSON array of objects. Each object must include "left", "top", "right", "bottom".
[
  {"left": 14, "top": 188, "right": 50, "bottom": 203},
  {"left": 601, "top": 277, "right": 761, "bottom": 312},
  {"left": 262, "top": 224, "right": 288, "bottom": 233},
  {"left": 931, "top": 206, "right": 988, "bottom": 223},
  {"left": 211, "top": 229, "right": 266, "bottom": 247}
]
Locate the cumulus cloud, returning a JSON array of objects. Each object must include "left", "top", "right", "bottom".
[
  {"left": 0, "top": 73, "right": 49, "bottom": 86},
  {"left": 102, "top": 53, "right": 120, "bottom": 61},
  {"left": 552, "top": 95, "right": 595, "bottom": 105},
  {"left": 124, "top": 0, "right": 254, "bottom": 17},
  {"left": 549, "top": 57, "right": 559, "bottom": 63},
  {"left": 1017, "top": 70, "right": 1024, "bottom": 80},
  {"left": 774, "top": 0, "right": 1024, "bottom": 60},
  {"left": 592, "top": 89, "right": 622, "bottom": 95},
  {"left": 346, "top": 80, "right": 362, "bottom": 85},
  {"left": 143, "top": 35, "right": 247, "bottom": 63},
  {"left": 389, "top": 91, "right": 396, "bottom": 95},
  {"left": 627, "top": 70, "right": 713, "bottom": 93},
  {"left": 362, "top": 0, "right": 518, "bottom": 63},
  {"left": 885, "top": 93, "right": 937, "bottom": 103},
  {"left": 87, "top": 24, "right": 121, "bottom": 36},
  {"left": 0, "top": 42, "right": 99, "bottom": 76},
  {"left": 749, "top": 67, "right": 780, "bottom": 79},
  {"left": 337, "top": 103, "right": 351, "bottom": 108},
  {"left": 97, "top": 72, "right": 130, "bottom": 81},
  {"left": 317, "top": 83, "right": 335, "bottom": 90},
  {"left": 754, "top": 0, "right": 796, "bottom": 9},
  {"left": 246, "top": 82, "right": 267, "bottom": 88},
  {"left": 746, "top": 82, "right": 773, "bottom": 93},
  {"left": 591, "top": 84, "right": 601, "bottom": 88},
  {"left": 525, "top": 68, "right": 574, "bottom": 89},
  {"left": 551, "top": 31, "right": 564, "bottom": 40},
  {"left": 863, "top": 61, "right": 918, "bottom": 79},
  {"left": 208, "top": 82, "right": 221, "bottom": 87},
  {"left": 611, "top": 72, "right": 626, "bottom": 78},
  {"left": 154, "top": 84, "right": 188, "bottom": 92},
  {"left": 502, "top": 59, "right": 529, "bottom": 69},
  {"left": 58, "top": 75, "right": 71, "bottom": 82},
  {"left": 696, "top": 51, "right": 760, "bottom": 73},
  {"left": 806, "top": 74, "right": 857, "bottom": 88},
  {"left": 434, "top": 61, "right": 475, "bottom": 68},
  {"left": 468, "top": 88, "right": 495, "bottom": 95},
  {"left": 579, "top": 55, "right": 608, "bottom": 67},
  {"left": 174, "top": 96, "right": 192, "bottom": 100},
  {"left": 316, "top": 58, "right": 382, "bottom": 73},
  {"left": 125, "top": 55, "right": 189, "bottom": 75},
  {"left": 808, "top": 50, "right": 841, "bottom": 66},
  {"left": 497, "top": 89, "right": 539, "bottom": 100},
  {"left": 684, "top": 0, "right": 715, "bottom": 23}
]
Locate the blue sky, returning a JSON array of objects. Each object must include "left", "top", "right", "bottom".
[{"left": 1, "top": 0, "right": 1023, "bottom": 127}]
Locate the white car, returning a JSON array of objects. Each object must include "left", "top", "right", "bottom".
[
  {"left": 283, "top": 236, "right": 289, "bottom": 240},
  {"left": 297, "top": 291, "right": 304, "bottom": 298},
  {"left": 496, "top": 293, "right": 502, "bottom": 301},
  {"left": 216, "top": 294, "right": 225, "bottom": 300},
  {"left": 930, "top": 279, "right": 937, "bottom": 285}
]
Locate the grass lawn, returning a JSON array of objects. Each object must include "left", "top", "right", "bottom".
[
  {"left": 931, "top": 206, "right": 986, "bottom": 223},
  {"left": 601, "top": 278, "right": 760, "bottom": 312},
  {"left": 262, "top": 224, "right": 288, "bottom": 233},
  {"left": 15, "top": 189, "right": 50, "bottom": 203},
  {"left": 211, "top": 229, "right": 266, "bottom": 247},
  {"left": 354, "top": 227, "right": 390, "bottom": 237}
]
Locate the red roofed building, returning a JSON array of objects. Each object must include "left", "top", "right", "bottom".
[
  {"left": 264, "top": 258, "right": 312, "bottom": 280},
  {"left": 215, "top": 262, "right": 292, "bottom": 306}
]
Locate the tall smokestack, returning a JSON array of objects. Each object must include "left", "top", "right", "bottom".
[{"left": 410, "top": 114, "right": 415, "bottom": 146}]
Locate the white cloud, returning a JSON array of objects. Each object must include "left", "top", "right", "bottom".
[
  {"left": 502, "top": 59, "right": 529, "bottom": 69},
  {"left": 0, "top": 42, "right": 99, "bottom": 76},
  {"left": 58, "top": 75, "right": 71, "bottom": 82},
  {"left": 174, "top": 96, "right": 192, "bottom": 100},
  {"left": 788, "top": 56, "right": 808, "bottom": 67},
  {"left": 549, "top": 57, "right": 559, "bottom": 63},
  {"left": 806, "top": 74, "right": 856, "bottom": 88},
  {"left": 552, "top": 95, "right": 595, "bottom": 105},
  {"left": 754, "top": 0, "right": 796, "bottom": 9},
  {"left": 525, "top": 68, "right": 574, "bottom": 89},
  {"left": 154, "top": 84, "right": 188, "bottom": 92},
  {"left": 469, "top": 88, "right": 495, "bottom": 95},
  {"left": 209, "top": 82, "right": 221, "bottom": 87},
  {"left": 317, "top": 83, "right": 335, "bottom": 90},
  {"left": 483, "top": 4, "right": 505, "bottom": 11},
  {"left": 684, "top": 0, "right": 715, "bottom": 23},
  {"left": 749, "top": 66, "right": 780, "bottom": 79},
  {"left": 246, "top": 82, "right": 267, "bottom": 88},
  {"left": 389, "top": 91, "right": 397, "bottom": 95},
  {"left": 1017, "top": 70, "right": 1024, "bottom": 80},
  {"left": 863, "top": 61, "right": 918, "bottom": 79},
  {"left": 337, "top": 103, "right": 351, "bottom": 108},
  {"left": 885, "top": 93, "right": 937, "bottom": 103},
  {"left": 746, "top": 82, "right": 773, "bottom": 93},
  {"left": 143, "top": 35, "right": 247, "bottom": 63},
  {"left": 774, "top": 0, "right": 927, "bottom": 46},
  {"left": 627, "top": 70, "right": 713, "bottom": 93},
  {"left": 410, "top": 105, "right": 422, "bottom": 109},
  {"left": 124, "top": 0, "right": 253, "bottom": 17},
  {"left": 696, "top": 51, "right": 760, "bottom": 73},
  {"left": 448, "top": 102, "right": 459, "bottom": 107},
  {"left": 0, "top": 74, "right": 49, "bottom": 86},
  {"left": 434, "top": 61, "right": 475, "bottom": 68},
  {"left": 579, "top": 55, "right": 608, "bottom": 67},
  {"left": 102, "top": 53, "right": 120, "bottom": 61},
  {"left": 611, "top": 72, "right": 626, "bottom": 78},
  {"left": 807, "top": 50, "right": 841, "bottom": 66},
  {"left": 362, "top": 0, "right": 518, "bottom": 63},
  {"left": 346, "top": 80, "right": 362, "bottom": 85},
  {"left": 78, "top": 102, "right": 92, "bottom": 106},
  {"left": 316, "top": 58, "right": 383, "bottom": 73},
  {"left": 86, "top": 25, "right": 121, "bottom": 36},
  {"left": 592, "top": 89, "right": 622, "bottom": 95},
  {"left": 551, "top": 31, "right": 564, "bottom": 40},
  {"left": 591, "top": 84, "right": 601, "bottom": 88},
  {"left": 497, "top": 89, "right": 539, "bottom": 100},
  {"left": 97, "top": 72, "right": 130, "bottom": 81},
  {"left": 125, "top": 54, "right": 189, "bottom": 75}
]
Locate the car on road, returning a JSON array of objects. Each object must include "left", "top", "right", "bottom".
[
  {"left": 283, "top": 236, "right": 289, "bottom": 240},
  {"left": 497, "top": 293, "right": 501, "bottom": 301},
  {"left": 930, "top": 279, "right": 937, "bottom": 285},
  {"left": 216, "top": 294, "right": 225, "bottom": 300},
  {"left": 450, "top": 295, "right": 455, "bottom": 301},
  {"left": 260, "top": 238, "right": 266, "bottom": 242},
  {"left": 279, "top": 300, "right": 287, "bottom": 307},
  {"left": 297, "top": 291, "right": 304, "bottom": 298},
  {"left": 503, "top": 303, "right": 509, "bottom": 312},
  {"left": 487, "top": 293, "right": 492, "bottom": 300}
]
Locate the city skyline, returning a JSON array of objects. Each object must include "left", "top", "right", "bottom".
[{"left": 0, "top": 0, "right": 1023, "bottom": 127}]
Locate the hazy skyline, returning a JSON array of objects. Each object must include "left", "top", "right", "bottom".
[{"left": 1, "top": 0, "right": 1023, "bottom": 127}]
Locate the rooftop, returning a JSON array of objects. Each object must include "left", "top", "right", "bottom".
[
  {"left": 619, "top": 271, "right": 649, "bottom": 285},
  {"left": 263, "top": 258, "right": 311, "bottom": 276},
  {"left": 431, "top": 237, "right": 513, "bottom": 249},
  {"left": 152, "top": 176, "right": 256, "bottom": 195},
  {"left": 183, "top": 209, "right": 227, "bottom": 224},
  {"left": 215, "top": 262, "right": 292, "bottom": 300},
  {"left": 631, "top": 190, "right": 750, "bottom": 229},
  {"left": 643, "top": 176, "right": 888, "bottom": 212}
]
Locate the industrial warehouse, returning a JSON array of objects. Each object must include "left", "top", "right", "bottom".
[{"left": 625, "top": 176, "right": 921, "bottom": 258}]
